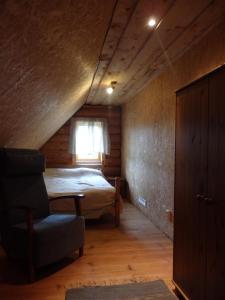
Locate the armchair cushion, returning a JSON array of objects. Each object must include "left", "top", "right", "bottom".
[
  {"left": 10, "top": 214, "right": 85, "bottom": 267},
  {"left": 0, "top": 148, "right": 85, "bottom": 280},
  {"left": 0, "top": 148, "right": 49, "bottom": 226},
  {"left": 2, "top": 148, "right": 45, "bottom": 176}
]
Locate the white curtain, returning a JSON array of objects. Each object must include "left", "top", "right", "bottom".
[{"left": 69, "top": 118, "right": 110, "bottom": 155}]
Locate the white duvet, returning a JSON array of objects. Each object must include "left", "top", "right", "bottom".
[{"left": 44, "top": 168, "right": 116, "bottom": 219}]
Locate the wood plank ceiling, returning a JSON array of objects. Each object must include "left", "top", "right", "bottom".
[
  {"left": 86, "top": 0, "right": 225, "bottom": 105},
  {"left": 1, "top": 1, "right": 225, "bottom": 149}
]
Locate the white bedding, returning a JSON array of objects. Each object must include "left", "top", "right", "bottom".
[{"left": 44, "top": 168, "right": 116, "bottom": 219}]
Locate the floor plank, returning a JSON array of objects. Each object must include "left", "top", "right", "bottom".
[{"left": 0, "top": 203, "right": 173, "bottom": 300}]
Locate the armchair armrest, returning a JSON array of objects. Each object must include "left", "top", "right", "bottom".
[
  {"left": 49, "top": 194, "right": 85, "bottom": 216},
  {"left": 8, "top": 203, "right": 36, "bottom": 210},
  {"left": 9, "top": 205, "right": 34, "bottom": 231},
  {"left": 10, "top": 205, "right": 35, "bottom": 211}
]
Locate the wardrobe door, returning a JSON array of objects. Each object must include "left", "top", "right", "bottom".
[
  {"left": 173, "top": 79, "right": 208, "bottom": 300},
  {"left": 206, "top": 66, "right": 225, "bottom": 299}
]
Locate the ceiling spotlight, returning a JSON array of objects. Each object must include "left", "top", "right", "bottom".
[
  {"left": 106, "top": 81, "right": 117, "bottom": 95},
  {"left": 106, "top": 87, "right": 114, "bottom": 95},
  {"left": 148, "top": 18, "right": 156, "bottom": 27}
]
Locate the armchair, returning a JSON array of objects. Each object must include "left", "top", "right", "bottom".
[{"left": 0, "top": 148, "right": 85, "bottom": 282}]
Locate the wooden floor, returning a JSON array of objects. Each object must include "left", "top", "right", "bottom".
[{"left": 0, "top": 203, "right": 173, "bottom": 300}]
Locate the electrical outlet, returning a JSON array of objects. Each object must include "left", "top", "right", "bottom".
[
  {"left": 166, "top": 209, "right": 174, "bottom": 223},
  {"left": 138, "top": 196, "right": 146, "bottom": 207}
]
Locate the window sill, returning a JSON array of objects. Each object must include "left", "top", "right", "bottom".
[{"left": 74, "top": 163, "right": 102, "bottom": 169}]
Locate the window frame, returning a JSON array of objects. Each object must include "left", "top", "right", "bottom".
[
  {"left": 74, "top": 152, "right": 102, "bottom": 165},
  {"left": 72, "top": 117, "right": 107, "bottom": 166}
]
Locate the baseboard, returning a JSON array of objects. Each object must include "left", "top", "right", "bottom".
[{"left": 172, "top": 280, "right": 189, "bottom": 300}]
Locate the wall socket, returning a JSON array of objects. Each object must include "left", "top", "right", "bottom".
[
  {"left": 166, "top": 209, "right": 174, "bottom": 223},
  {"left": 138, "top": 196, "right": 147, "bottom": 207}
]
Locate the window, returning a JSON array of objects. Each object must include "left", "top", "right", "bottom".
[{"left": 69, "top": 118, "right": 110, "bottom": 165}]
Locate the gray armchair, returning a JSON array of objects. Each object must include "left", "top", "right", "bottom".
[{"left": 0, "top": 148, "right": 85, "bottom": 282}]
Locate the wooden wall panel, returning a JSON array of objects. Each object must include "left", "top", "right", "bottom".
[
  {"left": 41, "top": 105, "right": 121, "bottom": 177},
  {"left": 122, "top": 19, "right": 225, "bottom": 239}
]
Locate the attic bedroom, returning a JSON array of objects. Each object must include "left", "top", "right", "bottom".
[{"left": 1, "top": 1, "right": 225, "bottom": 299}]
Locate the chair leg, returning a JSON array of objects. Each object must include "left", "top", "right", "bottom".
[
  {"left": 28, "top": 260, "right": 35, "bottom": 283},
  {"left": 27, "top": 207, "right": 35, "bottom": 282},
  {"left": 79, "top": 246, "right": 84, "bottom": 257},
  {"left": 28, "top": 233, "right": 35, "bottom": 282},
  {"left": 27, "top": 240, "right": 35, "bottom": 283}
]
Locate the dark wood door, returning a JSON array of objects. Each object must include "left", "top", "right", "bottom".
[
  {"left": 206, "top": 66, "right": 225, "bottom": 299},
  {"left": 173, "top": 79, "right": 209, "bottom": 300}
]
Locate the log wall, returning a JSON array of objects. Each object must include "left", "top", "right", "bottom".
[{"left": 41, "top": 105, "right": 121, "bottom": 176}]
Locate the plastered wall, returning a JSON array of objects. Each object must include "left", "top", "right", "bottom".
[
  {"left": 0, "top": 1, "right": 114, "bottom": 149},
  {"left": 122, "top": 19, "right": 225, "bottom": 239}
]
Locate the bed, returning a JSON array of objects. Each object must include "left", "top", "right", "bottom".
[{"left": 44, "top": 167, "right": 121, "bottom": 226}]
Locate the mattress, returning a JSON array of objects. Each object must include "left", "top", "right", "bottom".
[{"left": 44, "top": 167, "right": 116, "bottom": 219}]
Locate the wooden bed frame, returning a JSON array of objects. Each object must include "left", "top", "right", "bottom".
[
  {"left": 45, "top": 169, "right": 122, "bottom": 227},
  {"left": 114, "top": 177, "right": 121, "bottom": 227},
  {"left": 104, "top": 176, "right": 121, "bottom": 227},
  {"left": 73, "top": 177, "right": 121, "bottom": 227}
]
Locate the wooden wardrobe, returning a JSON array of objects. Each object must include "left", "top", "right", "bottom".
[{"left": 173, "top": 65, "right": 225, "bottom": 300}]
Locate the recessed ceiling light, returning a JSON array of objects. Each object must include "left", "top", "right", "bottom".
[
  {"left": 148, "top": 18, "right": 156, "bottom": 27},
  {"left": 106, "top": 87, "right": 114, "bottom": 95}
]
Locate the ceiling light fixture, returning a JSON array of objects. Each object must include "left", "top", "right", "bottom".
[
  {"left": 106, "top": 87, "right": 114, "bottom": 95},
  {"left": 106, "top": 81, "right": 117, "bottom": 95},
  {"left": 148, "top": 18, "right": 156, "bottom": 28}
]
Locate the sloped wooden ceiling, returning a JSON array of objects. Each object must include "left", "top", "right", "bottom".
[
  {"left": 0, "top": 0, "right": 115, "bottom": 148},
  {"left": 1, "top": 1, "right": 225, "bottom": 149},
  {"left": 86, "top": 0, "right": 225, "bottom": 105}
]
